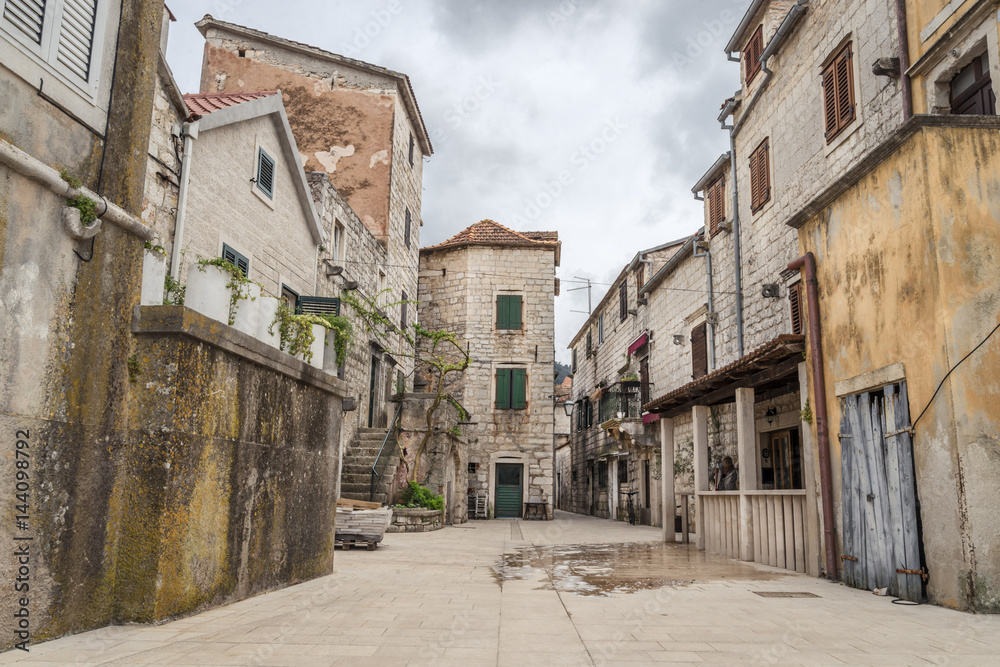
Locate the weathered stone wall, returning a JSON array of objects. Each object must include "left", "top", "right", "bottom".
[
  {"left": 178, "top": 113, "right": 320, "bottom": 298},
  {"left": 198, "top": 19, "right": 428, "bottom": 243},
  {"left": 418, "top": 242, "right": 557, "bottom": 519},
  {"left": 308, "top": 175, "right": 417, "bottom": 450},
  {"left": 798, "top": 123, "right": 1000, "bottom": 611},
  {"left": 141, "top": 67, "right": 184, "bottom": 263}
]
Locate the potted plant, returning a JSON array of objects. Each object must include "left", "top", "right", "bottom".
[{"left": 186, "top": 257, "right": 261, "bottom": 330}]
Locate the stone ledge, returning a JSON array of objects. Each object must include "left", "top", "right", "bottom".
[
  {"left": 385, "top": 507, "right": 444, "bottom": 532},
  {"left": 132, "top": 305, "right": 349, "bottom": 397}
]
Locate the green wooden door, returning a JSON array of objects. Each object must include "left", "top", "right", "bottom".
[{"left": 495, "top": 464, "right": 522, "bottom": 518}]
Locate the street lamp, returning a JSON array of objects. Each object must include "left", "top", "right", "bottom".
[{"left": 563, "top": 399, "right": 576, "bottom": 417}]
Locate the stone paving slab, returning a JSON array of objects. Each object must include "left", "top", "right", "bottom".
[{"left": 1, "top": 512, "right": 998, "bottom": 666}]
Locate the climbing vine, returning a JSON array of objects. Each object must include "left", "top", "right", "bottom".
[{"left": 195, "top": 257, "right": 261, "bottom": 326}]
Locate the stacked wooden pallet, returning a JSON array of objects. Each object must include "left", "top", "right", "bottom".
[{"left": 335, "top": 498, "right": 393, "bottom": 550}]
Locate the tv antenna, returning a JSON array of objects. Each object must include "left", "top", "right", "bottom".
[{"left": 567, "top": 276, "right": 593, "bottom": 315}]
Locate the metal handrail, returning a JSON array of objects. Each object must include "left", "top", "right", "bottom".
[{"left": 370, "top": 400, "right": 403, "bottom": 502}]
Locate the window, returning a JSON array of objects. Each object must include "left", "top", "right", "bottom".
[
  {"left": 586, "top": 329, "right": 592, "bottom": 355},
  {"left": 496, "top": 294, "right": 522, "bottom": 330},
  {"left": 597, "top": 461, "right": 608, "bottom": 488},
  {"left": 495, "top": 367, "right": 527, "bottom": 410},
  {"left": 222, "top": 244, "right": 249, "bottom": 277},
  {"left": 3, "top": 0, "right": 101, "bottom": 82},
  {"left": 468, "top": 462, "right": 478, "bottom": 475},
  {"left": 281, "top": 284, "right": 299, "bottom": 310},
  {"left": 575, "top": 397, "right": 593, "bottom": 431},
  {"left": 950, "top": 52, "right": 996, "bottom": 116},
  {"left": 332, "top": 221, "right": 345, "bottom": 263},
  {"left": 618, "top": 459, "right": 628, "bottom": 485},
  {"left": 744, "top": 24, "right": 764, "bottom": 85},
  {"left": 404, "top": 208, "right": 411, "bottom": 248},
  {"left": 408, "top": 132, "right": 415, "bottom": 167},
  {"left": 691, "top": 322, "right": 708, "bottom": 379},
  {"left": 378, "top": 270, "right": 387, "bottom": 296},
  {"left": 823, "top": 42, "right": 856, "bottom": 143},
  {"left": 256, "top": 147, "right": 275, "bottom": 199},
  {"left": 708, "top": 176, "right": 726, "bottom": 236},
  {"left": 749, "top": 138, "right": 770, "bottom": 213},
  {"left": 571, "top": 347, "right": 577, "bottom": 374},
  {"left": 789, "top": 282, "right": 803, "bottom": 335},
  {"left": 639, "top": 356, "right": 650, "bottom": 405},
  {"left": 635, "top": 264, "right": 644, "bottom": 292},
  {"left": 572, "top": 469, "right": 578, "bottom": 483},
  {"left": 619, "top": 282, "right": 628, "bottom": 322},
  {"left": 401, "top": 290, "right": 408, "bottom": 330},
  {"left": 598, "top": 313, "right": 604, "bottom": 345}
]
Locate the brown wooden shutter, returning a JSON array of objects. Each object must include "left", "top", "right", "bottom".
[
  {"left": 691, "top": 323, "right": 708, "bottom": 379},
  {"left": 749, "top": 149, "right": 760, "bottom": 211},
  {"left": 639, "top": 357, "right": 650, "bottom": 405},
  {"left": 789, "top": 282, "right": 803, "bottom": 335},
  {"left": 745, "top": 24, "right": 763, "bottom": 84},
  {"left": 823, "top": 43, "right": 856, "bottom": 143},
  {"left": 750, "top": 139, "right": 770, "bottom": 213},
  {"left": 708, "top": 176, "right": 725, "bottom": 236}
]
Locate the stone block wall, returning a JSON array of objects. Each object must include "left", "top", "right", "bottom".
[
  {"left": 142, "top": 70, "right": 183, "bottom": 264},
  {"left": 418, "top": 243, "right": 557, "bottom": 518}
]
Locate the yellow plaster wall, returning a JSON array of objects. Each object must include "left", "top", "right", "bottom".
[{"left": 799, "top": 125, "right": 1000, "bottom": 610}]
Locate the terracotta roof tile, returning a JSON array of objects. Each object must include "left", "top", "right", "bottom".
[
  {"left": 421, "top": 220, "right": 559, "bottom": 253},
  {"left": 183, "top": 91, "right": 278, "bottom": 118}
]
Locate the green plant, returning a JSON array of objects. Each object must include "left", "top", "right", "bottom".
[
  {"left": 195, "top": 257, "right": 261, "bottom": 326},
  {"left": 127, "top": 355, "right": 141, "bottom": 383},
  {"left": 621, "top": 372, "right": 639, "bottom": 382},
  {"left": 800, "top": 399, "right": 813, "bottom": 424},
  {"left": 318, "top": 244, "right": 327, "bottom": 253},
  {"left": 448, "top": 425, "right": 461, "bottom": 437},
  {"left": 59, "top": 168, "right": 82, "bottom": 189},
  {"left": 317, "top": 314, "right": 353, "bottom": 363},
  {"left": 400, "top": 481, "right": 444, "bottom": 512},
  {"left": 163, "top": 273, "right": 185, "bottom": 305},
  {"left": 269, "top": 302, "right": 334, "bottom": 363},
  {"left": 144, "top": 240, "right": 166, "bottom": 255},
  {"left": 67, "top": 194, "right": 98, "bottom": 226}
]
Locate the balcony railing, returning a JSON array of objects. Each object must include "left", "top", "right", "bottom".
[{"left": 599, "top": 382, "right": 642, "bottom": 422}]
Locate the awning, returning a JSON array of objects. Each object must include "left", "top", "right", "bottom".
[
  {"left": 642, "top": 412, "right": 660, "bottom": 425},
  {"left": 643, "top": 334, "right": 805, "bottom": 417},
  {"left": 627, "top": 331, "right": 649, "bottom": 356}
]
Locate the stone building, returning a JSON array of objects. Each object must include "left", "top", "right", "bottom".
[
  {"left": 191, "top": 18, "right": 431, "bottom": 499},
  {"left": 416, "top": 221, "right": 560, "bottom": 520},
  {"left": 565, "top": 238, "right": 689, "bottom": 526},
  {"left": 639, "top": 0, "right": 1000, "bottom": 611}
]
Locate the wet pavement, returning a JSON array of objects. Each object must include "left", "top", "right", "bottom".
[{"left": 2, "top": 511, "right": 999, "bottom": 666}]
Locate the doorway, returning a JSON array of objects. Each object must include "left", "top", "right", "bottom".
[
  {"left": 367, "top": 354, "right": 381, "bottom": 428},
  {"left": 760, "top": 429, "right": 803, "bottom": 490},
  {"left": 495, "top": 463, "right": 522, "bottom": 518},
  {"left": 839, "top": 382, "right": 923, "bottom": 602}
]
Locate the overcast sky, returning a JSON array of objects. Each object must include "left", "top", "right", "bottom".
[{"left": 165, "top": 0, "right": 744, "bottom": 364}]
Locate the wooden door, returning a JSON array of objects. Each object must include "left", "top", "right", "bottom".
[
  {"left": 367, "top": 354, "right": 380, "bottom": 428},
  {"left": 495, "top": 464, "right": 522, "bottom": 518},
  {"left": 839, "top": 382, "right": 922, "bottom": 601}
]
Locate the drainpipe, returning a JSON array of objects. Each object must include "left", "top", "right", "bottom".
[
  {"left": 723, "top": 125, "right": 745, "bottom": 358},
  {"left": 787, "top": 252, "right": 837, "bottom": 581},
  {"left": 693, "top": 236, "right": 717, "bottom": 371},
  {"left": 894, "top": 0, "right": 913, "bottom": 120},
  {"left": 169, "top": 121, "right": 198, "bottom": 280}
]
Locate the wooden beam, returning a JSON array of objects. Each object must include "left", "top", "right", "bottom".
[{"left": 660, "top": 356, "right": 802, "bottom": 418}]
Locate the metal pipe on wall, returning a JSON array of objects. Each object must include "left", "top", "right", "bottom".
[
  {"left": 788, "top": 252, "right": 838, "bottom": 580},
  {"left": 169, "top": 122, "right": 198, "bottom": 279},
  {"left": 894, "top": 0, "right": 913, "bottom": 120},
  {"left": 693, "top": 236, "right": 717, "bottom": 371}
]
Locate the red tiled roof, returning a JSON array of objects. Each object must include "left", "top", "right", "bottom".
[
  {"left": 183, "top": 91, "right": 279, "bottom": 118},
  {"left": 421, "top": 220, "right": 559, "bottom": 253}
]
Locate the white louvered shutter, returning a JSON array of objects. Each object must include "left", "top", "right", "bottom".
[
  {"left": 56, "top": 0, "right": 97, "bottom": 81},
  {"left": 4, "top": 0, "right": 47, "bottom": 44}
]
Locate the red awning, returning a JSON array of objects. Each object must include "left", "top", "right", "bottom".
[
  {"left": 627, "top": 332, "right": 649, "bottom": 356},
  {"left": 642, "top": 412, "right": 660, "bottom": 425}
]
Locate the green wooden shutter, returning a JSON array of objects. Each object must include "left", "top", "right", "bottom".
[
  {"left": 511, "top": 368, "right": 526, "bottom": 409},
  {"left": 497, "top": 295, "right": 522, "bottom": 329},
  {"left": 495, "top": 369, "right": 511, "bottom": 409},
  {"left": 510, "top": 295, "right": 521, "bottom": 329}
]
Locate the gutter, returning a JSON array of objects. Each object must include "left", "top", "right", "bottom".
[
  {"left": 0, "top": 138, "right": 154, "bottom": 241},
  {"left": 787, "top": 252, "right": 838, "bottom": 581},
  {"left": 640, "top": 233, "right": 700, "bottom": 297},
  {"left": 718, "top": 0, "right": 809, "bottom": 357},
  {"left": 169, "top": 121, "right": 198, "bottom": 279},
  {"left": 894, "top": 0, "right": 913, "bottom": 120}
]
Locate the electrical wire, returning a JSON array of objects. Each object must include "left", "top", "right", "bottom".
[{"left": 911, "top": 318, "right": 1000, "bottom": 431}]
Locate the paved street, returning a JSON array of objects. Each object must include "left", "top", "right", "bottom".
[{"left": 3, "top": 511, "right": 999, "bottom": 666}]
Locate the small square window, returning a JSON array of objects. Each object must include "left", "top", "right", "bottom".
[
  {"left": 222, "top": 243, "right": 249, "bottom": 277},
  {"left": 256, "top": 147, "right": 275, "bottom": 199},
  {"left": 468, "top": 462, "right": 478, "bottom": 475},
  {"left": 281, "top": 284, "right": 299, "bottom": 311}
]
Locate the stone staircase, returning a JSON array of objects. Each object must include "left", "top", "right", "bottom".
[{"left": 340, "top": 427, "right": 399, "bottom": 505}]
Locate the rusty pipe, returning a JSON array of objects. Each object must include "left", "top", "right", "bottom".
[
  {"left": 788, "top": 252, "right": 838, "bottom": 580},
  {"left": 895, "top": 0, "right": 913, "bottom": 120}
]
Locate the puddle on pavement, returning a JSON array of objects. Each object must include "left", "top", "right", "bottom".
[{"left": 493, "top": 542, "right": 780, "bottom": 597}]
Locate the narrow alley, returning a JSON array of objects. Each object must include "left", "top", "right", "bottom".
[{"left": 3, "top": 513, "right": 997, "bottom": 666}]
